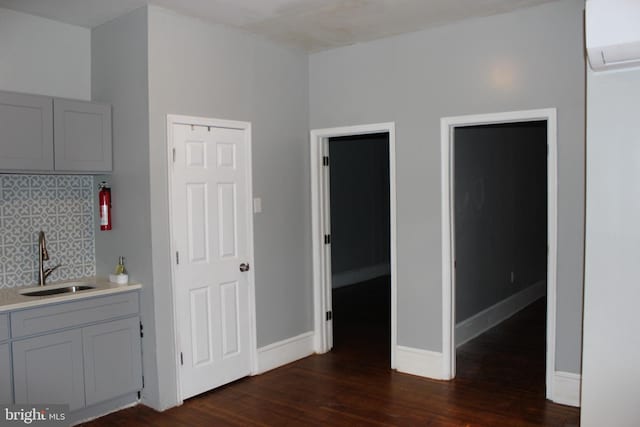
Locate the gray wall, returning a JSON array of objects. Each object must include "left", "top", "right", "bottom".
[
  {"left": 146, "top": 6, "right": 310, "bottom": 409},
  {"left": 91, "top": 7, "right": 158, "bottom": 407},
  {"left": 582, "top": 68, "right": 640, "bottom": 426},
  {"left": 329, "top": 134, "right": 390, "bottom": 285},
  {"left": 309, "top": 0, "right": 585, "bottom": 373},
  {"left": 0, "top": 7, "right": 90, "bottom": 100},
  {"left": 454, "top": 123, "right": 547, "bottom": 322}
]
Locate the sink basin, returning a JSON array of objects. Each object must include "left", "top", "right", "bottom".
[{"left": 20, "top": 284, "right": 95, "bottom": 297}]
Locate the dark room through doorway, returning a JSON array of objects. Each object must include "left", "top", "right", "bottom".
[
  {"left": 328, "top": 132, "right": 391, "bottom": 364},
  {"left": 453, "top": 121, "right": 548, "bottom": 390}
]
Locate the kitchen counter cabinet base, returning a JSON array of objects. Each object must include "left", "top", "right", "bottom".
[
  {"left": 0, "top": 343, "right": 12, "bottom": 404},
  {"left": 6, "top": 290, "right": 142, "bottom": 421}
]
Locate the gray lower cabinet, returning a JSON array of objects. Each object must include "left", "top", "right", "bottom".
[
  {"left": 12, "top": 329, "right": 85, "bottom": 411},
  {"left": 82, "top": 317, "right": 142, "bottom": 406},
  {"left": 0, "top": 313, "right": 12, "bottom": 404},
  {"left": 0, "top": 343, "right": 12, "bottom": 404},
  {"left": 0, "top": 91, "right": 54, "bottom": 171},
  {"left": 8, "top": 292, "right": 141, "bottom": 412}
]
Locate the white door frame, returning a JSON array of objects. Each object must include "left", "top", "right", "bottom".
[
  {"left": 166, "top": 114, "right": 258, "bottom": 403},
  {"left": 310, "top": 122, "right": 398, "bottom": 368},
  {"left": 440, "top": 108, "right": 557, "bottom": 399}
]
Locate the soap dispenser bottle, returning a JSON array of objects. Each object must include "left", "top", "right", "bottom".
[
  {"left": 110, "top": 256, "right": 129, "bottom": 284},
  {"left": 115, "top": 256, "right": 128, "bottom": 275}
]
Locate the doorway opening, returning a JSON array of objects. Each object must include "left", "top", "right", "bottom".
[
  {"left": 454, "top": 121, "right": 548, "bottom": 395},
  {"left": 329, "top": 133, "right": 391, "bottom": 363},
  {"left": 310, "top": 123, "right": 397, "bottom": 368},
  {"left": 441, "top": 109, "right": 558, "bottom": 401}
]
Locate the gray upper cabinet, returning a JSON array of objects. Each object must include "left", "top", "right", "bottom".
[
  {"left": 54, "top": 98, "right": 112, "bottom": 172},
  {"left": 0, "top": 90, "right": 112, "bottom": 173},
  {"left": 0, "top": 91, "right": 54, "bottom": 170}
]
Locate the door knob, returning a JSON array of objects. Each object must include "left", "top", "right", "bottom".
[{"left": 239, "top": 263, "right": 250, "bottom": 272}]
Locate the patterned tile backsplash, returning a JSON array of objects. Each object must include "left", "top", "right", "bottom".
[{"left": 0, "top": 175, "right": 96, "bottom": 288}]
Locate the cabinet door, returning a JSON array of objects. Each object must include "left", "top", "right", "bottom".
[
  {"left": 0, "top": 91, "right": 53, "bottom": 171},
  {"left": 54, "top": 98, "right": 112, "bottom": 172},
  {"left": 82, "top": 317, "right": 142, "bottom": 406},
  {"left": 0, "top": 343, "right": 12, "bottom": 404},
  {"left": 12, "top": 330, "right": 85, "bottom": 411}
]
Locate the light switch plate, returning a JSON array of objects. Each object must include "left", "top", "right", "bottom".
[{"left": 253, "top": 197, "right": 262, "bottom": 213}]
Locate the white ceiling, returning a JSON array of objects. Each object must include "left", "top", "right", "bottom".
[{"left": 0, "top": 0, "right": 561, "bottom": 52}]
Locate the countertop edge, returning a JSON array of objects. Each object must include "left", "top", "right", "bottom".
[{"left": 0, "top": 278, "right": 142, "bottom": 313}]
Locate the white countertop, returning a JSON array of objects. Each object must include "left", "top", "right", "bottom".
[{"left": 0, "top": 277, "right": 142, "bottom": 313}]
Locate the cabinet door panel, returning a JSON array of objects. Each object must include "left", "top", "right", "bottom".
[
  {"left": 12, "top": 330, "right": 85, "bottom": 410},
  {"left": 54, "top": 98, "right": 112, "bottom": 172},
  {"left": 0, "top": 91, "right": 53, "bottom": 171},
  {"left": 0, "top": 343, "right": 12, "bottom": 404},
  {"left": 0, "top": 314, "right": 8, "bottom": 342},
  {"left": 83, "top": 317, "right": 142, "bottom": 406}
]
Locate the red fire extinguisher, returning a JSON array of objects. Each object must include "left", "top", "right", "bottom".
[{"left": 98, "top": 181, "right": 112, "bottom": 231}]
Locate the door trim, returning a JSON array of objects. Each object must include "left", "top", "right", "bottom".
[
  {"left": 440, "top": 108, "right": 557, "bottom": 399},
  {"left": 310, "top": 122, "right": 398, "bottom": 368},
  {"left": 166, "top": 114, "right": 258, "bottom": 403}
]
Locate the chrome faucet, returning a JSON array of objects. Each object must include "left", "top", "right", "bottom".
[{"left": 38, "top": 230, "right": 61, "bottom": 286}]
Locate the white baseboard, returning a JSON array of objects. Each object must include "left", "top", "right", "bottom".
[
  {"left": 394, "top": 346, "right": 581, "bottom": 407},
  {"left": 456, "top": 280, "right": 546, "bottom": 347},
  {"left": 332, "top": 263, "right": 390, "bottom": 288},
  {"left": 255, "top": 331, "right": 315, "bottom": 374},
  {"left": 552, "top": 371, "right": 581, "bottom": 407},
  {"left": 395, "top": 345, "right": 447, "bottom": 380}
]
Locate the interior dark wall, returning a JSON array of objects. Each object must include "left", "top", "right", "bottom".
[
  {"left": 454, "top": 122, "right": 547, "bottom": 323},
  {"left": 329, "top": 133, "right": 390, "bottom": 285}
]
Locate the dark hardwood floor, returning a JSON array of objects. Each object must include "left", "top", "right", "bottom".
[{"left": 83, "top": 276, "right": 579, "bottom": 426}]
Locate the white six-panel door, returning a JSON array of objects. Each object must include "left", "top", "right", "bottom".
[{"left": 170, "top": 121, "right": 253, "bottom": 399}]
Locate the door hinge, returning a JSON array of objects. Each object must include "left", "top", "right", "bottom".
[
  {"left": 180, "top": 352, "right": 184, "bottom": 366},
  {"left": 172, "top": 148, "right": 176, "bottom": 162},
  {"left": 324, "top": 234, "right": 331, "bottom": 245},
  {"left": 139, "top": 321, "right": 144, "bottom": 338},
  {"left": 176, "top": 251, "right": 180, "bottom": 264},
  {"left": 322, "top": 156, "right": 329, "bottom": 166},
  {"left": 326, "top": 310, "right": 333, "bottom": 321}
]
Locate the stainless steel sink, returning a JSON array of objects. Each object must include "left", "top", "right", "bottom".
[{"left": 20, "top": 285, "right": 95, "bottom": 297}]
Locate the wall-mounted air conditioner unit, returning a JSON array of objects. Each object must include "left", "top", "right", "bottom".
[{"left": 586, "top": 0, "right": 640, "bottom": 71}]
